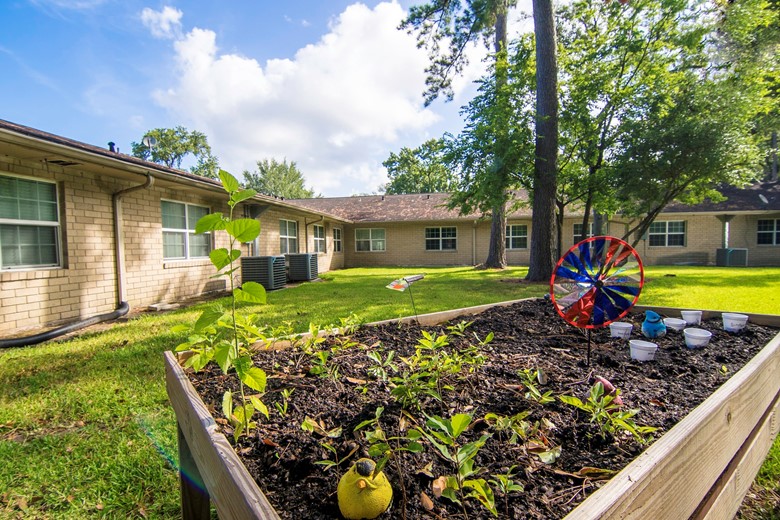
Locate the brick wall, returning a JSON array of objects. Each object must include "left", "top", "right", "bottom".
[
  {"left": 1, "top": 158, "right": 237, "bottom": 335},
  {"left": 343, "top": 221, "right": 477, "bottom": 267}
]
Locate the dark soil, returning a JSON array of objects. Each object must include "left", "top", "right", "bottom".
[{"left": 187, "top": 299, "right": 779, "bottom": 519}]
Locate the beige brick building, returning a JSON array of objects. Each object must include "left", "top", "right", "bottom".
[{"left": 1, "top": 120, "right": 778, "bottom": 337}]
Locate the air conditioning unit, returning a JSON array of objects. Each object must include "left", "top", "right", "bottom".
[
  {"left": 286, "top": 253, "right": 318, "bottom": 281},
  {"left": 241, "top": 256, "right": 287, "bottom": 290},
  {"left": 715, "top": 248, "right": 748, "bottom": 267}
]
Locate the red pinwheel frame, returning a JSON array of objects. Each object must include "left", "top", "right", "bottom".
[{"left": 550, "top": 236, "right": 644, "bottom": 330}]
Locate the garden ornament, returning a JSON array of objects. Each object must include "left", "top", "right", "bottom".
[
  {"left": 641, "top": 310, "right": 667, "bottom": 339},
  {"left": 386, "top": 274, "right": 425, "bottom": 325},
  {"left": 549, "top": 236, "right": 645, "bottom": 365},
  {"left": 337, "top": 458, "right": 393, "bottom": 520}
]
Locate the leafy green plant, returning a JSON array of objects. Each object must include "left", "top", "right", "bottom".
[
  {"left": 309, "top": 350, "right": 340, "bottom": 380},
  {"left": 446, "top": 320, "right": 473, "bottom": 336},
  {"left": 173, "top": 170, "right": 268, "bottom": 441},
  {"left": 390, "top": 329, "right": 487, "bottom": 410},
  {"left": 560, "top": 382, "right": 657, "bottom": 443},
  {"left": 366, "top": 349, "right": 398, "bottom": 381},
  {"left": 273, "top": 388, "right": 294, "bottom": 418},
  {"left": 484, "top": 411, "right": 532, "bottom": 444},
  {"left": 418, "top": 413, "right": 496, "bottom": 517},
  {"left": 484, "top": 412, "right": 560, "bottom": 463},
  {"left": 301, "top": 416, "right": 349, "bottom": 470},
  {"left": 518, "top": 368, "right": 555, "bottom": 404},
  {"left": 489, "top": 466, "right": 524, "bottom": 517},
  {"left": 353, "top": 406, "right": 424, "bottom": 515}
]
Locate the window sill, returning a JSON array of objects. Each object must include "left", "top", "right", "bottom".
[
  {"left": 0, "top": 267, "right": 68, "bottom": 282},
  {"left": 163, "top": 258, "right": 213, "bottom": 269}
]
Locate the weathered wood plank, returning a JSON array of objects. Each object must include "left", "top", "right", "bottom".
[
  {"left": 178, "top": 423, "right": 210, "bottom": 520},
  {"left": 369, "top": 297, "right": 533, "bottom": 328},
  {"left": 695, "top": 389, "right": 780, "bottom": 520},
  {"left": 564, "top": 331, "right": 780, "bottom": 520},
  {"left": 165, "top": 352, "right": 281, "bottom": 520}
]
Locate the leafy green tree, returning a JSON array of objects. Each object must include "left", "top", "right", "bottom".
[
  {"left": 551, "top": 0, "right": 769, "bottom": 251},
  {"left": 131, "top": 126, "right": 219, "bottom": 179},
  {"left": 717, "top": 0, "right": 779, "bottom": 179},
  {"left": 402, "top": 0, "right": 515, "bottom": 268},
  {"left": 242, "top": 158, "right": 316, "bottom": 199},
  {"left": 444, "top": 37, "right": 536, "bottom": 222},
  {"left": 554, "top": 0, "right": 710, "bottom": 252},
  {"left": 381, "top": 139, "right": 457, "bottom": 194},
  {"left": 613, "top": 73, "right": 765, "bottom": 245}
]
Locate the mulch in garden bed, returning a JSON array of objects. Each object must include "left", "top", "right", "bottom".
[{"left": 187, "top": 298, "right": 778, "bottom": 519}]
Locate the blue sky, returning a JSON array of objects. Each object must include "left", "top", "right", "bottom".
[{"left": 1, "top": 1, "right": 530, "bottom": 196}]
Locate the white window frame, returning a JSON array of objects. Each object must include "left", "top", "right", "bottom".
[
  {"left": 505, "top": 224, "right": 528, "bottom": 250},
  {"left": 573, "top": 222, "right": 595, "bottom": 244},
  {"left": 0, "top": 173, "right": 62, "bottom": 270},
  {"left": 313, "top": 224, "right": 326, "bottom": 253},
  {"left": 355, "top": 228, "right": 386, "bottom": 252},
  {"left": 280, "top": 219, "right": 298, "bottom": 254},
  {"left": 425, "top": 226, "right": 457, "bottom": 251},
  {"left": 757, "top": 218, "right": 780, "bottom": 246},
  {"left": 161, "top": 200, "right": 211, "bottom": 260},
  {"left": 648, "top": 220, "right": 686, "bottom": 247},
  {"left": 333, "top": 228, "right": 343, "bottom": 253}
]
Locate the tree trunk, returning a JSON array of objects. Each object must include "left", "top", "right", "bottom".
[
  {"left": 555, "top": 199, "right": 565, "bottom": 258},
  {"left": 484, "top": 204, "right": 507, "bottom": 268},
  {"left": 484, "top": 4, "right": 509, "bottom": 269},
  {"left": 526, "top": 0, "right": 559, "bottom": 282}
]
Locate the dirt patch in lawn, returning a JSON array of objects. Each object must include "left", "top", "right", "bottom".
[{"left": 187, "top": 298, "right": 778, "bottom": 519}]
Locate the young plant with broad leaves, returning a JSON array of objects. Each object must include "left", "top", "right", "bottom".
[
  {"left": 354, "top": 406, "right": 424, "bottom": 515},
  {"left": 419, "top": 413, "right": 497, "bottom": 517},
  {"left": 560, "top": 381, "right": 657, "bottom": 443},
  {"left": 173, "top": 169, "right": 269, "bottom": 441}
]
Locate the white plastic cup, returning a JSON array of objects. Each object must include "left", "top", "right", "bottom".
[
  {"left": 681, "top": 310, "right": 702, "bottom": 326},
  {"left": 629, "top": 339, "right": 658, "bottom": 361},
  {"left": 663, "top": 317, "right": 686, "bottom": 332},
  {"left": 683, "top": 327, "right": 712, "bottom": 349},
  {"left": 609, "top": 322, "right": 633, "bottom": 339},
  {"left": 722, "top": 313, "right": 748, "bottom": 332}
]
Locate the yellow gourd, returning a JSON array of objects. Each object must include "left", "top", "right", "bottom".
[{"left": 337, "top": 458, "right": 393, "bottom": 519}]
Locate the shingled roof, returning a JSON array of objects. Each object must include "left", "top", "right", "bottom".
[
  {"left": 663, "top": 180, "right": 780, "bottom": 213},
  {"left": 288, "top": 192, "right": 534, "bottom": 223}
]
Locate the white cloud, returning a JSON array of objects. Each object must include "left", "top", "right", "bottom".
[
  {"left": 141, "top": 6, "right": 183, "bottom": 40},
  {"left": 149, "top": 1, "right": 489, "bottom": 195}
]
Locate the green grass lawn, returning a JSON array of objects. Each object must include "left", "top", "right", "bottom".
[{"left": 1, "top": 265, "right": 778, "bottom": 518}]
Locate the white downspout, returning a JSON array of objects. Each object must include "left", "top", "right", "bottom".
[{"left": 113, "top": 174, "right": 154, "bottom": 306}]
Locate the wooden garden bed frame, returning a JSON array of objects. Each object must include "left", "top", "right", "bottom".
[{"left": 165, "top": 300, "right": 780, "bottom": 520}]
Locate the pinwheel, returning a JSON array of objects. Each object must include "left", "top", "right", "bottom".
[{"left": 550, "top": 236, "right": 644, "bottom": 363}]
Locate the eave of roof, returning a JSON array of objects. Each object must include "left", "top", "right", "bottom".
[{"left": 0, "top": 119, "right": 349, "bottom": 223}]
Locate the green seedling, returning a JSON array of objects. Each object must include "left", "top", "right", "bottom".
[
  {"left": 518, "top": 368, "right": 555, "bottom": 404},
  {"left": 418, "top": 413, "right": 496, "bottom": 517},
  {"left": 489, "top": 466, "right": 524, "bottom": 517},
  {"left": 560, "top": 382, "right": 657, "bottom": 443}
]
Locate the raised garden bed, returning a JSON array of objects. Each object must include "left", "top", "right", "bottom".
[{"left": 166, "top": 298, "right": 780, "bottom": 519}]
